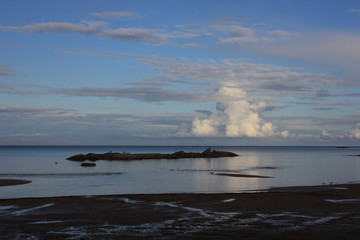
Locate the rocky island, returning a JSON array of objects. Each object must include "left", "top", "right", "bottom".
[{"left": 67, "top": 147, "right": 238, "bottom": 161}]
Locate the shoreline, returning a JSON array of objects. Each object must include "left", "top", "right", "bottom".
[{"left": 1, "top": 183, "right": 360, "bottom": 239}]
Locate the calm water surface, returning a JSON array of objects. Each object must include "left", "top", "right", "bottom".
[{"left": 1, "top": 146, "right": 360, "bottom": 199}]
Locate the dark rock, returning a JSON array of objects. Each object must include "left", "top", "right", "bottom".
[
  {"left": 202, "top": 147, "right": 212, "bottom": 157},
  {"left": 67, "top": 148, "right": 239, "bottom": 161},
  {"left": 80, "top": 162, "right": 96, "bottom": 167},
  {"left": 67, "top": 154, "right": 86, "bottom": 161}
]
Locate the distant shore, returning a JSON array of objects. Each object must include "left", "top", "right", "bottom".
[{"left": 1, "top": 183, "right": 360, "bottom": 239}]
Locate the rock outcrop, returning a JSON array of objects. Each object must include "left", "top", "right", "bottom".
[
  {"left": 67, "top": 147, "right": 238, "bottom": 162},
  {"left": 80, "top": 162, "right": 96, "bottom": 167}
]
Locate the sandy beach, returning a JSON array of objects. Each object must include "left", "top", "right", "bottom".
[{"left": 1, "top": 182, "right": 360, "bottom": 239}]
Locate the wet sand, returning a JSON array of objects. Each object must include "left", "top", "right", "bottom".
[{"left": 1, "top": 184, "right": 360, "bottom": 239}]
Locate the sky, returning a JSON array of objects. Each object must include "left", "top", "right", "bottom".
[{"left": 1, "top": 0, "right": 360, "bottom": 146}]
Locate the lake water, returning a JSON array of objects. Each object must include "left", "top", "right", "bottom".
[{"left": 1, "top": 146, "right": 360, "bottom": 199}]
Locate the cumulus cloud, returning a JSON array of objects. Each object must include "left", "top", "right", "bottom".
[
  {"left": 191, "top": 86, "right": 288, "bottom": 138},
  {"left": 320, "top": 130, "right": 333, "bottom": 140},
  {"left": 192, "top": 117, "right": 220, "bottom": 136},
  {"left": 281, "top": 131, "right": 289, "bottom": 138},
  {"left": 347, "top": 123, "right": 360, "bottom": 139}
]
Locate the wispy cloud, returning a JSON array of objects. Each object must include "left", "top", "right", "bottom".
[
  {"left": 0, "top": 105, "right": 68, "bottom": 114},
  {"left": 347, "top": 8, "right": 360, "bottom": 13},
  {"left": 0, "top": 21, "right": 107, "bottom": 34},
  {"left": 51, "top": 86, "right": 209, "bottom": 103},
  {"left": 101, "top": 28, "right": 167, "bottom": 44},
  {"left": 51, "top": 51, "right": 343, "bottom": 105},
  {"left": 0, "top": 65, "right": 24, "bottom": 76},
  {"left": 0, "top": 104, "right": 195, "bottom": 144},
  {"left": 139, "top": 56, "right": 334, "bottom": 97},
  {"left": 5, "top": 133, "right": 50, "bottom": 137},
  {"left": 210, "top": 18, "right": 301, "bottom": 44},
  {"left": 0, "top": 17, "right": 300, "bottom": 47},
  {"left": 0, "top": 83, "right": 47, "bottom": 97},
  {"left": 268, "top": 30, "right": 300, "bottom": 41},
  {"left": 214, "top": 24, "right": 257, "bottom": 43},
  {"left": 241, "top": 32, "right": 360, "bottom": 78},
  {"left": 91, "top": 11, "right": 139, "bottom": 19},
  {"left": 0, "top": 21, "right": 167, "bottom": 45},
  {"left": 0, "top": 43, "right": 25, "bottom": 48}
]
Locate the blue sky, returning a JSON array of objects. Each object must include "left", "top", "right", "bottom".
[{"left": 1, "top": 0, "right": 360, "bottom": 145}]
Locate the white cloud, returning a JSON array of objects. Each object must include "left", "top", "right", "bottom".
[
  {"left": 191, "top": 86, "right": 288, "bottom": 138},
  {"left": 192, "top": 116, "right": 219, "bottom": 136},
  {"left": 347, "top": 123, "right": 360, "bottom": 139},
  {"left": 321, "top": 130, "right": 331, "bottom": 137},
  {"left": 281, "top": 131, "right": 289, "bottom": 138},
  {"left": 320, "top": 130, "right": 333, "bottom": 140}
]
